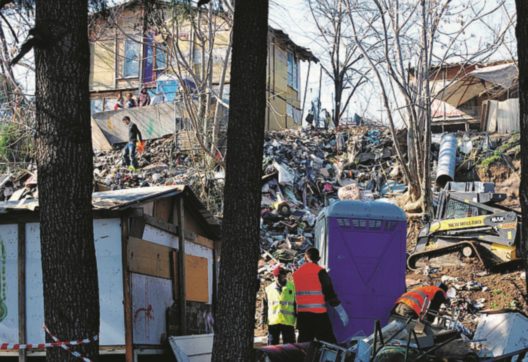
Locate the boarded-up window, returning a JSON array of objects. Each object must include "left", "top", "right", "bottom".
[
  {"left": 90, "top": 40, "right": 115, "bottom": 90},
  {"left": 123, "top": 38, "right": 140, "bottom": 78},
  {"left": 185, "top": 255, "right": 209, "bottom": 303}
]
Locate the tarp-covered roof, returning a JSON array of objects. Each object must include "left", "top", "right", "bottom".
[
  {"left": 436, "top": 62, "right": 518, "bottom": 107},
  {"left": 470, "top": 63, "right": 518, "bottom": 89}
]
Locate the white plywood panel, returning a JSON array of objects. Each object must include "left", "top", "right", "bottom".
[
  {"left": 0, "top": 224, "right": 18, "bottom": 343},
  {"left": 94, "top": 218, "right": 125, "bottom": 345},
  {"left": 25, "top": 222, "right": 44, "bottom": 344},
  {"left": 25, "top": 219, "right": 125, "bottom": 346},
  {"left": 131, "top": 273, "right": 173, "bottom": 345},
  {"left": 142, "top": 226, "right": 213, "bottom": 303},
  {"left": 143, "top": 224, "right": 178, "bottom": 249}
]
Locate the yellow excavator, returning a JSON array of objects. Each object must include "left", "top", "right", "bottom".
[{"left": 407, "top": 182, "right": 521, "bottom": 270}]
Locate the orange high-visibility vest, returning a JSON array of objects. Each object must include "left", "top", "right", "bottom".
[
  {"left": 396, "top": 286, "right": 446, "bottom": 317},
  {"left": 293, "top": 262, "right": 327, "bottom": 314}
]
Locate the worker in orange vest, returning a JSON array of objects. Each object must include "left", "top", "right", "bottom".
[
  {"left": 392, "top": 283, "right": 448, "bottom": 322},
  {"left": 293, "top": 247, "right": 348, "bottom": 343}
]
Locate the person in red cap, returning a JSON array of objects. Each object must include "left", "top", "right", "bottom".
[{"left": 262, "top": 265, "right": 296, "bottom": 345}]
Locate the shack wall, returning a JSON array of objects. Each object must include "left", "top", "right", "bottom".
[{"left": 0, "top": 218, "right": 125, "bottom": 347}]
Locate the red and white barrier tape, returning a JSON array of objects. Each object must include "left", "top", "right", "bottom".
[
  {"left": 0, "top": 325, "right": 97, "bottom": 362},
  {"left": 43, "top": 324, "right": 97, "bottom": 362}
]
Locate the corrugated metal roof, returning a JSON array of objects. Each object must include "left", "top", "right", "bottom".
[
  {"left": 0, "top": 185, "right": 221, "bottom": 235},
  {"left": 92, "top": 185, "right": 184, "bottom": 210}
]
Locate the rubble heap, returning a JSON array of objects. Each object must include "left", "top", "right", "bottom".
[
  {"left": 92, "top": 136, "right": 225, "bottom": 216},
  {"left": 258, "top": 127, "right": 404, "bottom": 269}
]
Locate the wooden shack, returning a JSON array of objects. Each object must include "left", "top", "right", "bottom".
[{"left": 0, "top": 185, "right": 220, "bottom": 361}]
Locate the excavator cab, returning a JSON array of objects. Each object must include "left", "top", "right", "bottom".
[{"left": 408, "top": 182, "right": 521, "bottom": 270}]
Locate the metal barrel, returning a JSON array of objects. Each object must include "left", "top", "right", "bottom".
[{"left": 436, "top": 133, "right": 457, "bottom": 188}]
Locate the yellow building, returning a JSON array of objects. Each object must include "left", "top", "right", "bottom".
[{"left": 88, "top": 0, "right": 318, "bottom": 130}]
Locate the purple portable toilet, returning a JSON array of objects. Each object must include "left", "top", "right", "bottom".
[{"left": 314, "top": 200, "right": 407, "bottom": 342}]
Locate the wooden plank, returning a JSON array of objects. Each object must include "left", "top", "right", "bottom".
[
  {"left": 121, "top": 217, "right": 134, "bottom": 362},
  {"left": 127, "top": 237, "right": 171, "bottom": 279},
  {"left": 129, "top": 217, "right": 145, "bottom": 239},
  {"left": 193, "top": 235, "right": 214, "bottom": 250},
  {"left": 17, "top": 223, "right": 26, "bottom": 362},
  {"left": 153, "top": 198, "right": 172, "bottom": 222},
  {"left": 177, "top": 198, "right": 187, "bottom": 334},
  {"left": 185, "top": 255, "right": 208, "bottom": 303},
  {"left": 143, "top": 214, "right": 178, "bottom": 236},
  {"left": 170, "top": 250, "right": 179, "bottom": 302}
]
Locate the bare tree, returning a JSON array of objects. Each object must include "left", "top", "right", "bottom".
[
  {"left": 308, "top": 0, "right": 368, "bottom": 127},
  {"left": 347, "top": 0, "right": 513, "bottom": 213},
  {"left": 147, "top": 0, "right": 233, "bottom": 162}
]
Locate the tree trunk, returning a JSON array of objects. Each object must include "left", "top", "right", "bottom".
[
  {"left": 334, "top": 77, "right": 342, "bottom": 128},
  {"left": 516, "top": 0, "right": 528, "bottom": 291},
  {"left": 35, "top": 1, "right": 99, "bottom": 360},
  {"left": 211, "top": 0, "right": 269, "bottom": 360},
  {"left": 420, "top": 0, "right": 432, "bottom": 216}
]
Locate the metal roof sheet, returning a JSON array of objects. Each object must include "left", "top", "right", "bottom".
[{"left": 0, "top": 186, "right": 221, "bottom": 235}]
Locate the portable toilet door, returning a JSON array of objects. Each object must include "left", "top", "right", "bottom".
[{"left": 320, "top": 200, "right": 407, "bottom": 342}]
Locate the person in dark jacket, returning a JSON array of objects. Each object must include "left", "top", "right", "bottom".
[
  {"left": 121, "top": 116, "right": 142, "bottom": 171},
  {"left": 293, "top": 247, "right": 349, "bottom": 343}
]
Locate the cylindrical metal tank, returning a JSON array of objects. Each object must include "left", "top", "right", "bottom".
[{"left": 436, "top": 133, "right": 457, "bottom": 188}]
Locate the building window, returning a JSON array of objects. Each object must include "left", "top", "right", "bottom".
[
  {"left": 155, "top": 43, "right": 167, "bottom": 70},
  {"left": 287, "top": 52, "right": 299, "bottom": 90},
  {"left": 123, "top": 38, "right": 140, "bottom": 78}
]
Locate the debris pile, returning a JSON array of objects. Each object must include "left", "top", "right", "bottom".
[
  {"left": 0, "top": 166, "right": 38, "bottom": 201},
  {"left": 91, "top": 136, "right": 226, "bottom": 216},
  {"left": 258, "top": 127, "right": 405, "bottom": 270}
]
